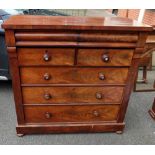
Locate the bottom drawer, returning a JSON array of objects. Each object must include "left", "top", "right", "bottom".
[{"left": 24, "top": 105, "right": 120, "bottom": 123}]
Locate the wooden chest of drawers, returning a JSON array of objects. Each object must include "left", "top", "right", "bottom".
[{"left": 2, "top": 16, "right": 152, "bottom": 136}]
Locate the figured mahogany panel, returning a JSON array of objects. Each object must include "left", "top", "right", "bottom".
[
  {"left": 24, "top": 105, "right": 120, "bottom": 123},
  {"left": 15, "top": 31, "right": 138, "bottom": 43},
  {"left": 77, "top": 49, "right": 133, "bottom": 66},
  {"left": 2, "top": 15, "right": 151, "bottom": 135},
  {"left": 20, "top": 67, "right": 129, "bottom": 85},
  {"left": 79, "top": 32, "right": 138, "bottom": 43},
  {"left": 18, "top": 48, "right": 75, "bottom": 66},
  {"left": 15, "top": 31, "right": 78, "bottom": 41},
  {"left": 22, "top": 86, "right": 124, "bottom": 104},
  {"left": 15, "top": 41, "right": 137, "bottom": 48}
]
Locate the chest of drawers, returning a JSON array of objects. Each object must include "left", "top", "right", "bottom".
[{"left": 2, "top": 16, "right": 152, "bottom": 136}]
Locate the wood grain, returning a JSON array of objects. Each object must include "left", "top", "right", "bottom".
[
  {"left": 20, "top": 67, "right": 129, "bottom": 85},
  {"left": 16, "top": 41, "right": 137, "bottom": 48},
  {"left": 16, "top": 122, "right": 125, "bottom": 134},
  {"left": 22, "top": 86, "right": 124, "bottom": 104},
  {"left": 15, "top": 31, "right": 138, "bottom": 42},
  {"left": 3, "top": 16, "right": 150, "bottom": 135},
  {"left": 5, "top": 30, "right": 15, "bottom": 46},
  {"left": 2, "top": 15, "right": 152, "bottom": 31},
  {"left": 24, "top": 105, "right": 120, "bottom": 123},
  {"left": 7, "top": 47, "right": 25, "bottom": 124},
  {"left": 77, "top": 49, "right": 133, "bottom": 66},
  {"left": 18, "top": 48, "right": 75, "bottom": 66}
]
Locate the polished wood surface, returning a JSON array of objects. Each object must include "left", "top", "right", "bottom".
[
  {"left": 77, "top": 49, "right": 133, "bottom": 66},
  {"left": 15, "top": 41, "right": 138, "bottom": 48},
  {"left": 20, "top": 67, "right": 128, "bottom": 85},
  {"left": 24, "top": 105, "right": 120, "bottom": 123},
  {"left": 7, "top": 47, "right": 25, "bottom": 124},
  {"left": 22, "top": 86, "right": 124, "bottom": 104},
  {"left": 2, "top": 16, "right": 151, "bottom": 135},
  {"left": 15, "top": 31, "right": 139, "bottom": 42},
  {"left": 2, "top": 15, "right": 152, "bottom": 31},
  {"left": 14, "top": 30, "right": 141, "bottom": 48},
  {"left": 18, "top": 48, "right": 75, "bottom": 66}
]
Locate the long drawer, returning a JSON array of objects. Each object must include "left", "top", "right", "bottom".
[
  {"left": 22, "top": 86, "right": 124, "bottom": 104},
  {"left": 77, "top": 49, "right": 133, "bottom": 66},
  {"left": 24, "top": 105, "right": 120, "bottom": 123},
  {"left": 18, "top": 48, "right": 75, "bottom": 66},
  {"left": 20, "top": 67, "right": 129, "bottom": 85}
]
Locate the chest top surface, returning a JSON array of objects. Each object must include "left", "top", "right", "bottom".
[
  {"left": 2, "top": 15, "right": 152, "bottom": 31},
  {"left": 2, "top": 15, "right": 153, "bottom": 135}
]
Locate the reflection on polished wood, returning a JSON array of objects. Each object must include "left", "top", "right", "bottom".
[
  {"left": 2, "top": 16, "right": 152, "bottom": 135},
  {"left": 2, "top": 15, "right": 151, "bottom": 31}
]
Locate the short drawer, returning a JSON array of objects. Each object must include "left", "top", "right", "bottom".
[
  {"left": 22, "top": 86, "right": 124, "bottom": 104},
  {"left": 18, "top": 48, "right": 75, "bottom": 66},
  {"left": 77, "top": 49, "right": 133, "bottom": 66},
  {"left": 20, "top": 67, "right": 129, "bottom": 85},
  {"left": 24, "top": 105, "right": 120, "bottom": 123}
]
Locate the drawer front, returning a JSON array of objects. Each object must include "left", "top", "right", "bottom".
[
  {"left": 22, "top": 87, "right": 124, "bottom": 104},
  {"left": 24, "top": 105, "right": 120, "bottom": 123},
  {"left": 77, "top": 49, "right": 133, "bottom": 66},
  {"left": 20, "top": 67, "right": 129, "bottom": 85},
  {"left": 18, "top": 48, "right": 75, "bottom": 66}
]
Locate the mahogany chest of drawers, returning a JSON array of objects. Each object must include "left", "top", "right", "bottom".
[{"left": 2, "top": 15, "right": 152, "bottom": 136}]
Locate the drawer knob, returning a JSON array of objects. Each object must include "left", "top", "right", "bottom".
[
  {"left": 43, "top": 52, "right": 51, "bottom": 61},
  {"left": 96, "top": 92, "right": 103, "bottom": 99},
  {"left": 45, "top": 112, "right": 52, "bottom": 119},
  {"left": 44, "top": 73, "right": 51, "bottom": 80},
  {"left": 93, "top": 110, "right": 100, "bottom": 117},
  {"left": 99, "top": 72, "right": 105, "bottom": 80},
  {"left": 102, "top": 54, "right": 109, "bottom": 62},
  {"left": 44, "top": 93, "right": 52, "bottom": 100}
]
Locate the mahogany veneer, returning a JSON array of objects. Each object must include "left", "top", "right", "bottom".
[
  {"left": 22, "top": 86, "right": 124, "bottom": 104},
  {"left": 2, "top": 15, "right": 152, "bottom": 136},
  {"left": 20, "top": 67, "right": 129, "bottom": 85}
]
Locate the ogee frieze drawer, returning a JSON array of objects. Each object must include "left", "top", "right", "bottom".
[
  {"left": 18, "top": 48, "right": 75, "bottom": 66},
  {"left": 22, "top": 86, "right": 124, "bottom": 104},
  {"left": 20, "top": 67, "right": 129, "bottom": 85},
  {"left": 2, "top": 15, "right": 151, "bottom": 134},
  {"left": 24, "top": 105, "right": 120, "bottom": 123},
  {"left": 77, "top": 49, "right": 134, "bottom": 66}
]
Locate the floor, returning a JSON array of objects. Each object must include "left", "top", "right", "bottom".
[
  {"left": 136, "top": 69, "right": 155, "bottom": 90},
  {"left": 0, "top": 81, "right": 155, "bottom": 145}
]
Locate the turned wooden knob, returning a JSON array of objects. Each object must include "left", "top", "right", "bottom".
[
  {"left": 93, "top": 110, "right": 100, "bottom": 117},
  {"left": 96, "top": 92, "right": 103, "bottom": 99},
  {"left": 43, "top": 52, "right": 51, "bottom": 61},
  {"left": 44, "top": 93, "right": 52, "bottom": 100},
  {"left": 102, "top": 54, "right": 109, "bottom": 62},
  {"left": 45, "top": 112, "right": 52, "bottom": 119},
  {"left": 44, "top": 73, "right": 51, "bottom": 80},
  {"left": 99, "top": 72, "right": 105, "bottom": 80}
]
